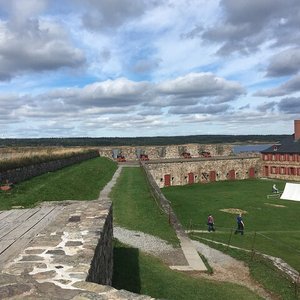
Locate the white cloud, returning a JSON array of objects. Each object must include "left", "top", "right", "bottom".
[
  {"left": 202, "top": 0, "right": 300, "bottom": 55},
  {"left": 255, "top": 74, "right": 300, "bottom": 97},
  {"left": 0, "top": 0, "right": 299, "bottom": 137},
  {"left": 156, "top": 72, "right": 245, "bottom": 103},
  {"left": 78, "top": 0, "right": 159, "bottom": 31},
  {"left": 0, "top": 18, "right": 85, "bottom": 80},
  {"left": 266, "top": 47, "right": 300, "bottom": 77}
]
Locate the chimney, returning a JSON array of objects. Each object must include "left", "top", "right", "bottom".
[{"left": 294, "top": 120, "right": 300, "bottom": 141}]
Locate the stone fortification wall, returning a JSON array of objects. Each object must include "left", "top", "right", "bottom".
[
  {"left": 0, "top": 151, "right": 99, "bottom": 184},
  {"left": 98, "top": 143, "right": 233, "bottom": 161},
  {"left": 141, "top": 163, "right": 186, "bottom": 233},
  {"left": 145, "top": 156, "right": 261, "bottom": 188},
  {"left": 87, "top": 204, "right": 113, "bottom": 285}
]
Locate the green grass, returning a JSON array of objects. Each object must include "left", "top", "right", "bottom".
[
  {"left": 162, "top": 179, "right": 300, "bottom": 272},
  {"left": 0, "top": 157, "right": 117, "bottom": 210},
  {"left": 112, "top": 240, "right": 263, "bottom": 300},
  {"left": 110, "top": 167, "right": 178, "bottom": 246},
  {"left": 191, "top": 237, "right": 299, "bottom": 300}
]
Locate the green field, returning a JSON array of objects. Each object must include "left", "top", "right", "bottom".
[
  {"left": 162, "top": 179, "right": 300, "bottom": 272},
  {"left": 0, "top": 157, "right": 117, "bottom": 210},
  {"left": 111, "top": 168, "right": 263, "bottom": 300}
]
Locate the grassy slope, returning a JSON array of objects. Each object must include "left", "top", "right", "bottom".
[
  {"left": 162, "top": 179, "right": 300, "bottom": 271},
  {"left": 0, "top": 157, "right": 117, "bottom": 210},
  {"left": 113, "top": 241, "right": 262, "bottom": 300},
  {"left": 191, "top": 238, "right": 298, "bottom": 300},
  {"left": 110, "top": 167, "right": 178, "bottom": 246}
]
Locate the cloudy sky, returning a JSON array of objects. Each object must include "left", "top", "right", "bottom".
[{"left": 0, "top": 0, "right": 300, "bottom": 138}]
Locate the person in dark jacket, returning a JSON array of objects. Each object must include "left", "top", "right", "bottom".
[{"left": 234, "top": 213, "right": 244, "bottom": 235}]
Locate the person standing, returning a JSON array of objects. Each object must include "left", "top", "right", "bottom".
[
  {"left": 272, "top": 184, "right": 279, "bottom": 193},
  {"left": 234, "top": 213, "right": 244, "bottom": 235},
  {"left": 207, "top": 214, "right": 215, "bottom": 232}
]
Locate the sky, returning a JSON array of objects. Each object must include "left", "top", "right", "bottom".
[{"left": 0, "top": 0, "right": 300, "bottom": 138}]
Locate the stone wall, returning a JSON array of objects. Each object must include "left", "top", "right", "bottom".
[
  {"left": 98, "top": 143, "right": 233, "bottom": 161},
  {"left": 0, "top": 151, "right": 99, "bottom": 184},
  {"left": 141, "top": 163, "right": 186, "bottom": 232},
  {"left": 145, "top": 156, "right": 261, "bottom": 188},
  {"left": 87, "top": 204, "right": 113, "bottom": 285}
]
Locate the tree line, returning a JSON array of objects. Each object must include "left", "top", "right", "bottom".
[{"left": 0, "top": 135, "right": 288, "bottom": 147}]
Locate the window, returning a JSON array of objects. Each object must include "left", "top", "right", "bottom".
[{"left": 280, "top": 167, "right": 286, "bottom": 175}]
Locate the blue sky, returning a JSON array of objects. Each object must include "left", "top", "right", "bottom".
[{"left": 1, "top": 0, "right": 300, "bottom": 138}]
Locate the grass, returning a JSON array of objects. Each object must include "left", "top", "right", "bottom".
[
  {"left": 191, "top": 237, "right": 299, "bottom": 300},
  {"left": 112, "top": 240, "right": 263, "bottom": 300},
  {"left": 162, "top": 179, "right": 300, "bottom": 272},
  {"left": 111, "top": 168, "right": 268, "bottom": 299},
  {"left": 110, "top": 167, "right": 178, "bottom": 246},
  {"left": 0, "top": 157, "right": 117, "bottom": 210}
]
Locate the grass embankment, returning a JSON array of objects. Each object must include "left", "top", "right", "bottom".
[
  {"left": 111, "top": 168, "right": 263, "bottom": 300},
  {"left": 162, "top": 179, "right": 300, "bottom": 272},
  {"left": 110, "top": 167, "right": 178, "bottom": 245},
  {"left": 0, "top": 157, "right": 117, "bottom": 210},
  {"left": 113, "top": 240, "right": 262, "bottom": 300},
  {"left": 191, "top": 237, "right": 299, "bottom": 300},
  {"left": 0, "top": 147, "right": 96, "bottom": 172}
]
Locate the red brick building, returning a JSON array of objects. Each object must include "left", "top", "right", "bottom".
[{"left": 261, "top": 120, "right": 300, "bottom": 181}]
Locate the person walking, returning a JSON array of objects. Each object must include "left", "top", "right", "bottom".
[
  {"left": 207, "top": 214, "right": 215, "bottom": 232},
  {"left": 234, "top": 213, "right": 244, "bottom": 235}
]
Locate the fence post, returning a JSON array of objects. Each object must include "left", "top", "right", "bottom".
[
  {"left": 188, "top": 219, "right": 193, "bottom": 232},
  {"left": 226, "top": 229, "right": 233, "bottom": 251},
  {"left": 295, "top": 274, "right": 300, "bottom": 299},
  {"left": 251, "top": 231, "right": 257, "bottom": 261}
]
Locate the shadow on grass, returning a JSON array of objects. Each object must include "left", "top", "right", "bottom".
[{"left": 112, "top": 245, "right": 141, "bottom": 294}]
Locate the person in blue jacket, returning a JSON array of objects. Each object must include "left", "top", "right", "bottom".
[{"left": 234, "top": 213, "right": 244, "bottom": 235}]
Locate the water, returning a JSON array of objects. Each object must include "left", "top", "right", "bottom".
[{"left": 233, "top": 144, "right": 273, "bottom": 154}]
